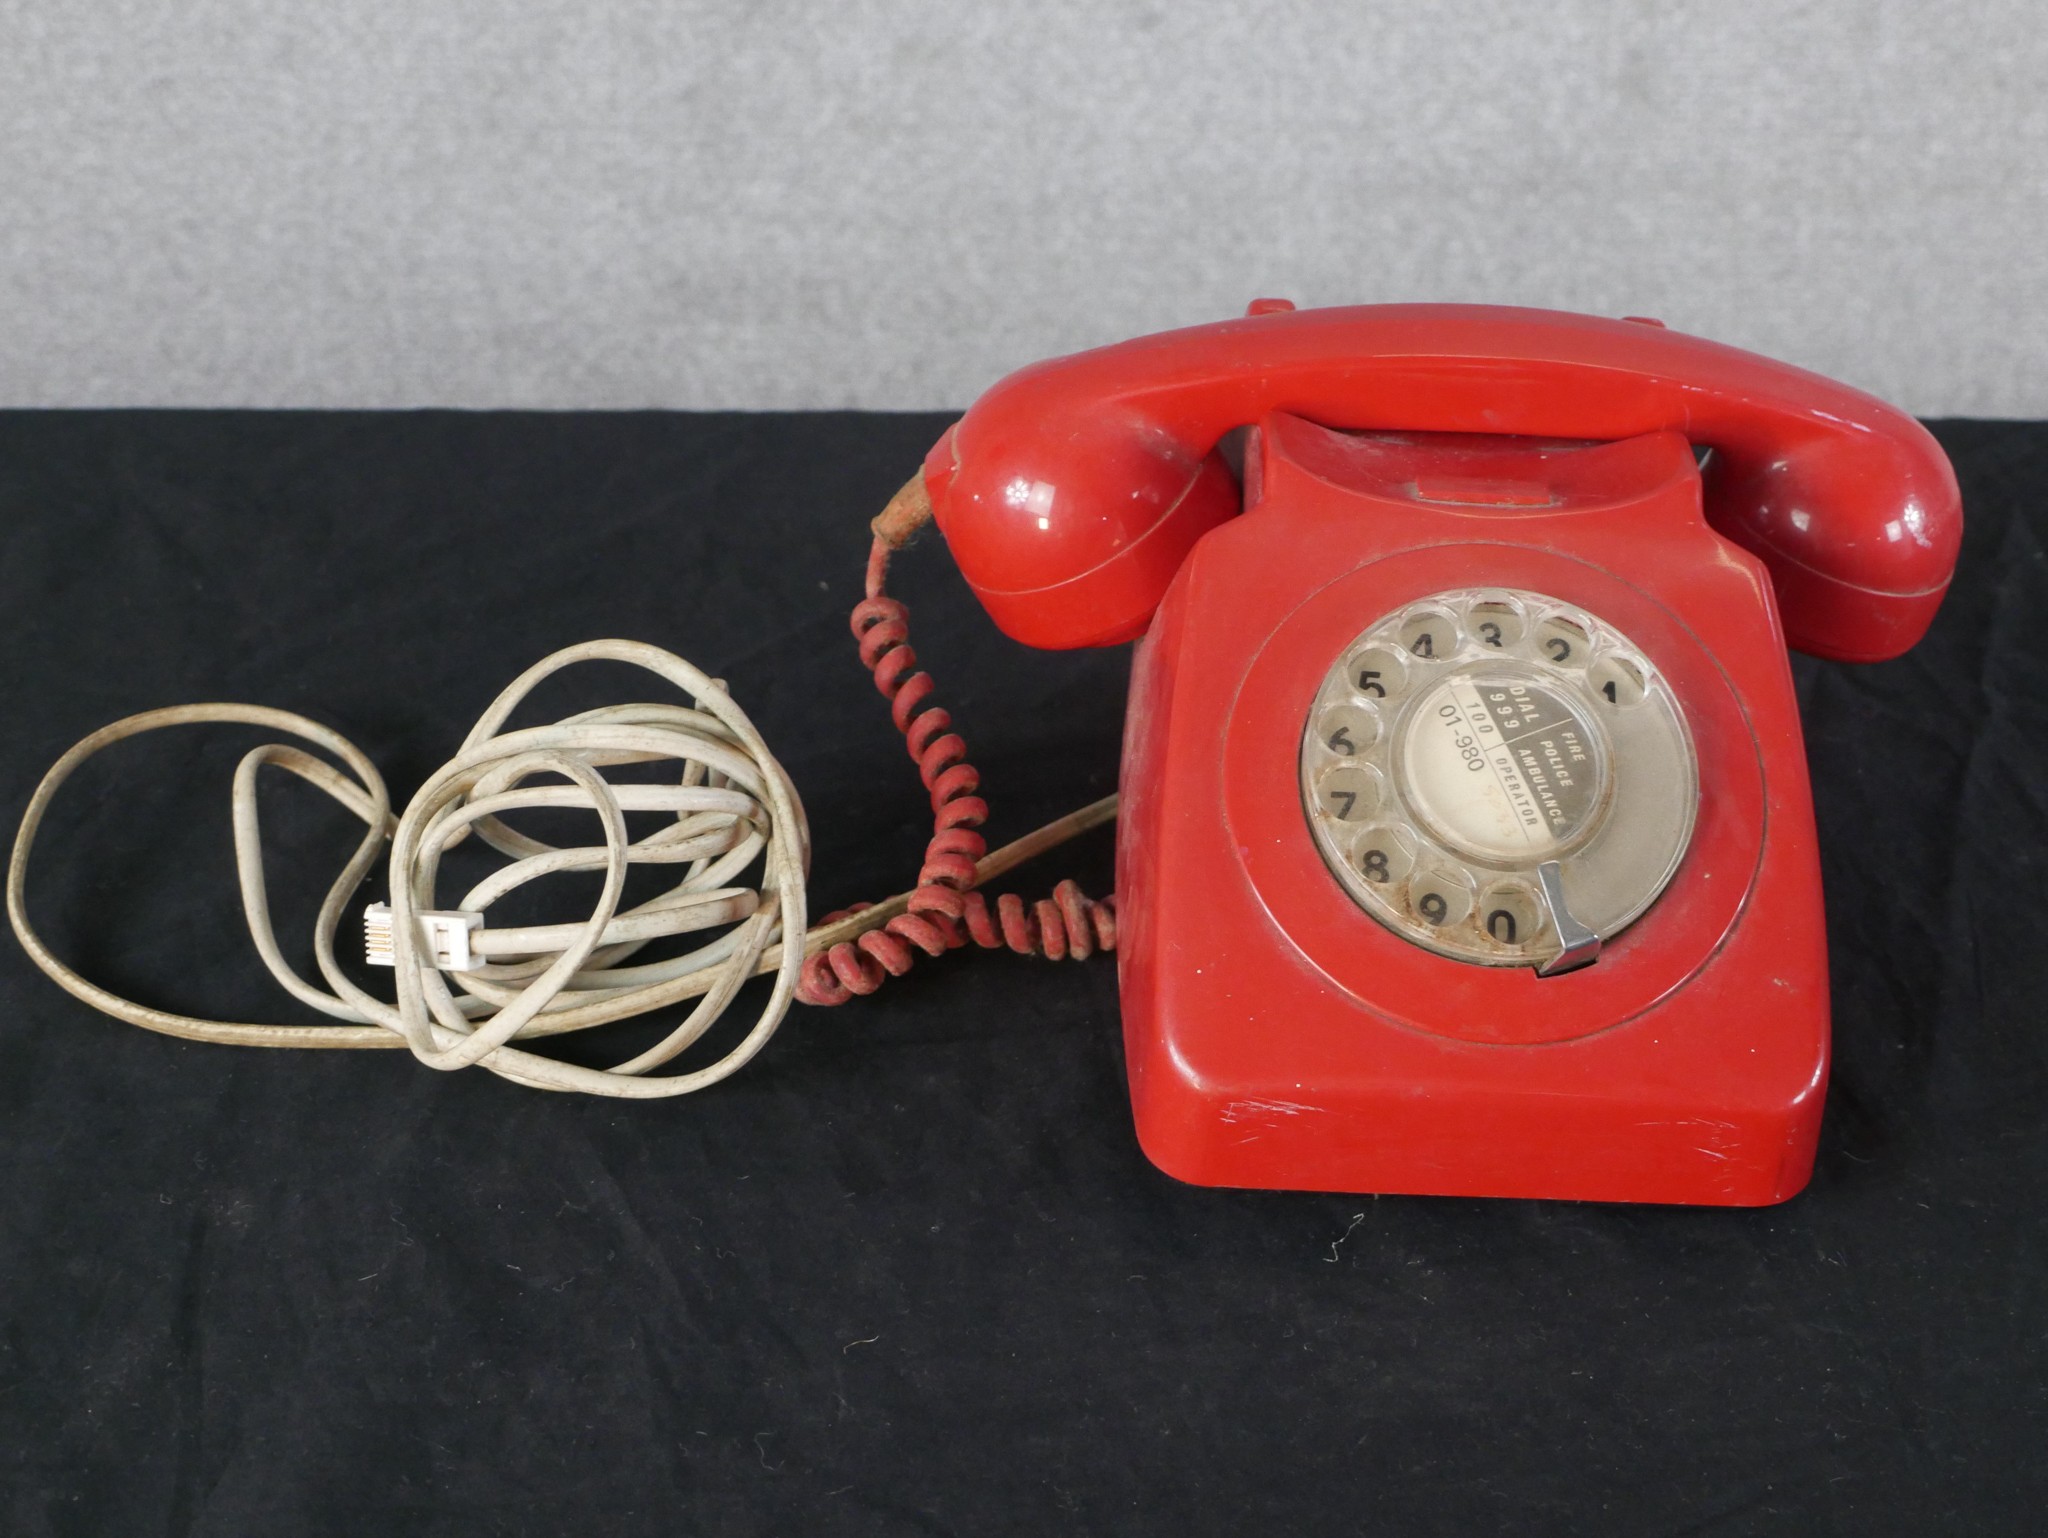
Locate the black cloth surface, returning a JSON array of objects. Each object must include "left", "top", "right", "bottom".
[{"left": 1, "top": 412, "right": 2041, "bottom": 1537}]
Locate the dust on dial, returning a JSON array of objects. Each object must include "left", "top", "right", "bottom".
[{"left": 1299, "top": 589, "right": 1698, "bottom": 973}]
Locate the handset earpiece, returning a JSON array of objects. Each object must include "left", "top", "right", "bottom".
[
  {"left": 1701, "top": 424, "right": 1959, "bottom": 661},
  {"left": 921, "top": 407, "right": 1241, "bottom": 649}
]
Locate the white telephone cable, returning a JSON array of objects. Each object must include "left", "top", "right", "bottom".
[{"left": 10, "top": 639, "right": 808, "bottom": 1096}]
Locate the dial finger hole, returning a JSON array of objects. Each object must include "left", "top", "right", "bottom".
[
  {"left": 1354, "top": 825, "right": 1416, "bottom": 886},
  {"left": 1477, "top": 880, "right": 1545, "bottom": 948},
  {"left": 1587, "top": 653, "right": 1647, "bottom": 708},
  {"left": 1466, "top": 597, "right": 1525, "bottom": 651},
  {"left": 1317, "top": 703, "right": 1380, "bottom": 758},
  {"left": 1407, "top": 868, "right": 1475, "bottom": 929},
  {"left": 1398, "top": 609, "right": 1459, "bottom": 662},
  {"left": 1346, "top": 644, "right": 1406, "bottom": 700},
  {"left": 1535, "top": 614, "right": 1591, "bottom": 669},
  {"left": 1315, "top": 764, "right": 1383, "bottom": 824}
]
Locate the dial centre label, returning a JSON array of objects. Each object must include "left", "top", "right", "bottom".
[{"left": 1398, "top": 675, "right": 1604, "bottom": 861}]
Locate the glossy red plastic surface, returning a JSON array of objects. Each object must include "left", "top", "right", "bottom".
[
  {"left": 926, "top": 304, "right": 1961, "bottom": 660},
  {"left": 1115, "top": 416, "right": 1830, "bottom": 1203}
]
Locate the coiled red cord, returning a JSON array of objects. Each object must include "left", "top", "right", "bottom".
[{"left": 795, "top": 538, "right": 1116, "bottom": 1006}]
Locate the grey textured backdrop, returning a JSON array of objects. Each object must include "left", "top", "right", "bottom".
[{"left": 1, "top": 1, "right": 2042, "bottom": 414}]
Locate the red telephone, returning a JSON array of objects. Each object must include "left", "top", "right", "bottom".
[
  {"left": 905, "top": 302, "right": 1960, "bottom": 1206},
  {"left": 7, "top": 301, "right": 1964, "bottom": 1206}
]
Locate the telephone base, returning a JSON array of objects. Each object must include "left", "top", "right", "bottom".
[{"left": 1113, "top": 415, "right": 1831, "bottom": 1207}]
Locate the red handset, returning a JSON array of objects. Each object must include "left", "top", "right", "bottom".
[
  {"left": 922, "top": 304, "right": 1958, "bottom": 662},
  {"left": 908, "top": 303, "right": 1960, "bottom": 1206}
]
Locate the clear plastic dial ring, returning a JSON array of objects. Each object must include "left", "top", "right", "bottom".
[{"left": 1299, "top": 588, "right": 1698, "bottom": 971}]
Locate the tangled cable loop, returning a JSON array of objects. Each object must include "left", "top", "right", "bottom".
[
  {"left": 374, "top": 645, "right": 810, "bottom": 1092},
  {"left": 7, "top": 640, "right": 812, "bottom": 1098},
  {"left": 795, "top": 538, "right": 1117, "bottom": 1006}
]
